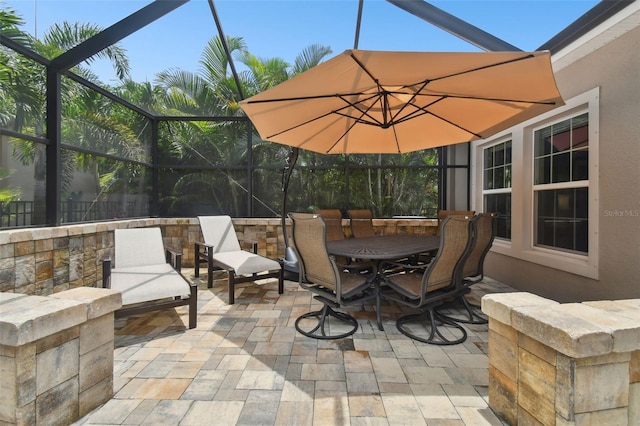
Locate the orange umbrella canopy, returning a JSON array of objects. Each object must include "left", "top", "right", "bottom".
[{"left": 239, "top": 49, "right": 564, "bottom": 154}]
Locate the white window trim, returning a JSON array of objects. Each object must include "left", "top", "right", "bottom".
[
  {"left": 472, "top": 87, "right": 600, "bottom": 279},
  {"left": 479, "top": 138, "right": 513, "bottom": 242}
]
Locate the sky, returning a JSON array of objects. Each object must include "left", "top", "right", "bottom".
[{"left": 3, "top": 0, "right": 601, "bottom": 83}]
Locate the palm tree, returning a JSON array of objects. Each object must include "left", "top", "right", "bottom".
[
  {"left": 155, "top": 36, "right": 332, "bottom": 217},
  {"left": 1, "top": 9, "right": 134, "bottom": 224}
]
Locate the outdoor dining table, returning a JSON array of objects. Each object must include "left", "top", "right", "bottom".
[
  {"left": 326, "top": 234, "right": 440, "bottom": 261},
  {"left": 326, "top": 234, "right": 440, "bottom": 330}
]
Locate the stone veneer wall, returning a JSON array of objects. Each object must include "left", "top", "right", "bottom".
[
  {"left": 0, "top": 287, "right": 122, "bottom": 425},
  {"left": 482, "top": 292, "right": 640, "bottom": 425},
  {"left": 0, "top": 217, "right": 436, "bottom": 296}
]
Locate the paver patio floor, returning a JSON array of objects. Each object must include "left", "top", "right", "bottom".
[{"left": 75, "top": 270, "right": 515, "bottom": 425}]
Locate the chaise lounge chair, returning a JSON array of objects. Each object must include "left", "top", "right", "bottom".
[
  {"left": 195, "top": 215, "right": 283, "bottom": 304},
  {"left": 102, "top": 227, "right": 197, "bottom": 329}
]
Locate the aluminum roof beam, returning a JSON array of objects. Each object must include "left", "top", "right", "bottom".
[
  {"left": 50, "top": 0, "right": 188, "bottom": 72},
  {"left": 538, "top": 0, "right": 634, "bottom": 52},
  {"left": 386, "top": 0, "right": 521, "bottom": 52}
]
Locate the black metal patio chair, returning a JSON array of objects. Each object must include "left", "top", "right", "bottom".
[{"left": 290, "top": 213, "right": 377, "bottom": 339}]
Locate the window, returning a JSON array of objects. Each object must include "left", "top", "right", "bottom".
[
  {"left": 533, "top": 114, "right": 589, "bottom": 254},
  {"left": 473, "top": 87, "right": 599, "bottom": 279},
  {"left": 483, "top": 140, "right": 511, "bottom": 239}
]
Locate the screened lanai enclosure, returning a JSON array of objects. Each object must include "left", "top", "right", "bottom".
[{"left": 1, "top": 0, "right": 528, "bottom": 229}]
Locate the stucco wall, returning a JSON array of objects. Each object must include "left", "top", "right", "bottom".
[{"left": 485, "top": 25, "right": 640, "bottom": 301}]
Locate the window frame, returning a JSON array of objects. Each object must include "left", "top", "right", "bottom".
[
  {"left": 472, "top": 87, "right": 600, "bottom": 279},
  {"left": 532, "top": 113, "right": 590, "bottom": 254},
  {"left": 482, "top": 138, "right": 513, "bottom": 241}
]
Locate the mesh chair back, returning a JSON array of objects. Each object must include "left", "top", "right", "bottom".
[
  {"left": 114, "top": 228, "right": 167, "bottom": 268},
  {"left": 462, "top": 213, "right": 498, "bottom": 279},
  {"left": 436, "top": 210, "right": 475, "bottom": 236},
  {"left": 197, "top": 215, "right": 242, "bottom": 253},
  {"left": 423, "top": 215, "right": 474, "bottom": 294},
  {"left": 347, "top": 209, "right": 376, "bottom": 238},
  {"left": 314, "top": 209, "right": 346, "bottom": 241},
  {"left": 290, "top": 213, "right": 338, "bottom": 291}
]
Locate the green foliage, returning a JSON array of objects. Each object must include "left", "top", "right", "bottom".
[
  {"left": 2, "top": 7, "right": 442, "bottom": 223},
  {"left": 0, "top": 168, "right": 22, "bottom": 202}
]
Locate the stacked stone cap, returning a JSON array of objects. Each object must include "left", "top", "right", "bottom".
[
  {"left": 482, "top": 292, "right": 640, "bottom": 359},
  {"left": 0, "top": 288, "right": 121, "bottom": 347}
]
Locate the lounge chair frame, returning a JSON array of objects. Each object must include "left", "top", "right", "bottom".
[
  {"left": 102, "top": 228, "right": 198, "bottom": 329},
  {"left": 194, "top": 216, "right": 283, "bottom": 304}
]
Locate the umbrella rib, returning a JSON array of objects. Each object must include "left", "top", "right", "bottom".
[
  {"left": 389, "top": 80, "right": 431, "bottom": 125},
  {"left": 396, "top": 96, "right": 481, "bottom": 138},
  {"left": 243, "top": 93, "right": 354, "bottom": 104},
  {"left": 264, "top": 94, "right": 380, "bottom": 140},
  {"left": 337, "top": 93, "right": 388, "bottom": 127},
  {"left": 413, "top": 93, "right": 559, "bottom": 105},
  {"left": 348, "top": 50, "right": 378, "bottom": 84},
  {"left": 326, "top": 119, "right": 361, "bottom": 153},
  {"left": 326, "top": 95, "right": 388, "bottom": 152},
  {"left": 429, "top": 53, "right": 536, "bottom": 82},
  {"left": 245, "top": 91, "right": 404, "bottom": 127},
  {"left": 265, "top": 108, "right": 338, "bottom": 139},
  {"left": 327, "top": 96, "right": 392, "bottom": 154},
  {"left": 427, "top": 110, "right": 483, "bottom": 139},
  {"left": 347, "top": 50, "right": 396, "bottom": 127}
]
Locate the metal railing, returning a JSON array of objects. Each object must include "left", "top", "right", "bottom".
[
  {"left": 1, "top": 200, "right": 149, "bottom": 229},
  {"left": 0, "top": 201, "right": 33, "bottom": 228}
]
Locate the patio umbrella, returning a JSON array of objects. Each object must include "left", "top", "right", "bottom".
[
  {"left": 239, "top": 49, "right": 563, "bottom": 154},
  {"left": 239, "top": 49, "right": 563, "bottom": 257}
]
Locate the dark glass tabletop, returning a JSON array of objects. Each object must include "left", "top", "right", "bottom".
[{"left": 326, "top": 235, "right": 440, "bottom": 260}]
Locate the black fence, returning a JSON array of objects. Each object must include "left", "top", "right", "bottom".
[
  {"left": 1, "top": 200, "right": 149, "bottom": 229},
  {"left": 0, "top": 201, "right": 33, "bottom": 228}
]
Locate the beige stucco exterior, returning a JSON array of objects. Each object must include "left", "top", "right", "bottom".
[{"left": 477, "top": 18, "right": 640, "bottom": 302}]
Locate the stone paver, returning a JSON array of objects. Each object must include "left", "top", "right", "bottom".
[{"left": 73, "top": 274, "right": 513, "bottom": 425}]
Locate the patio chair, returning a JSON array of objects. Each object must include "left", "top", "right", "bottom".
[
  {"left": 194, "top": 215, "right": 283, "bottom": 304},
  {"left": 436, "top": 212, "right": 498, "bottom": 324},
  {"left": 380, "top": 215, "right": 475, "bottom": 345},
  {"left": 289, "top": 213, "right": 377, "bottom": 339},
  {"left": 314, "top": 209, "right": 351, "bottom": 265},
  {"left": 347, "top": 209, "right": 376, "bottom": 238},
  {"left": 102, "top": 227, "right": 197, "bottom": 329},
  {"left": 436, "top": 210, "right": 475, "bottom": 236},
  {"left": 314, "top": 209, "right": 346, "bottom": 241},
  {"left": 316, "top": 208, "right": 375, "bottom": 272}
]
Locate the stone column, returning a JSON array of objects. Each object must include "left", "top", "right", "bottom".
[
  {"left": 482, "top": 293, "right": 640, "bottom": 425},
  {"left": 0, "top": 287, "right": 121, "bottom": 425}
]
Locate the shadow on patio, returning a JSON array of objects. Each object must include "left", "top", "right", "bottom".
[{"left": 75, "top": 270, "right": 515, "bottom": 425}]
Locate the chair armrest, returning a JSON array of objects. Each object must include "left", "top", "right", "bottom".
[
  {"left": 102, "top": 258, "right": 112, "bottom": 289},
  {"left": 195, "top": 241, "right": 214, "bottom": 250},
  {"left": 195, "top": 241, "right": 214, "bottom": 255},
  {"left": 165, "top": 248, "right": 183, "bottom": 271}
]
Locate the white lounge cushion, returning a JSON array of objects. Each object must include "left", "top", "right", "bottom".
[
  {"left": 197, "top": 215, "right": 242, "bottom": 253},
  {"left": 111, "top": 263, "right": 191, "bottom": 306},
  {"left": 115, "top": 228, "right": 167, "bottom": 268},
  {"left": 213, "top": 251, "right": 281, "bottom": 276}
]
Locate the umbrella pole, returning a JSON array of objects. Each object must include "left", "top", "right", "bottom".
[{"left": 281, "top": 147, "right": 299, "bottom": 248}]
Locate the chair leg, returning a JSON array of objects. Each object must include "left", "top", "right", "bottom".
[
  {"left": 228, "top": 271, "right": 235, "bottom": 304},
  {"left": 375, "top": 280, "right": 383, "bottom": 331},
  {"left": 278, "top": 270, "right": 284, "bottom": 294},
  {"left": 295, "top": 297, "right": 359, "bottom": 339},
  {"left": 207, "top": 251, "right": 214, "bottom": 289},
  {"left": 188, "top": 284, "right": 197, "bottom": 329},
  {"left": 396, "top": 307, "right": 467, "bottom": 345},
  {"left": 194, "top": 245, "right": 200, "bottom": 278},
  {"left": 435, "top": 294, "right": 488, "bottom": 325}
]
